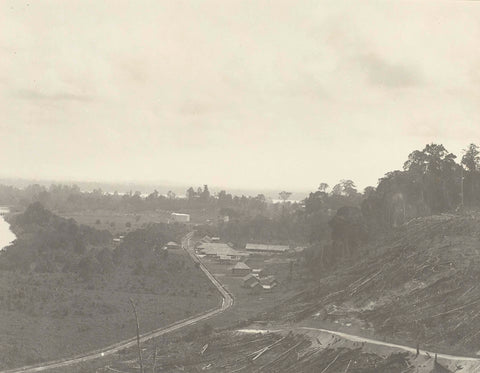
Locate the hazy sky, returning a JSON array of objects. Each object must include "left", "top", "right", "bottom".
[{"left": 1, "top": 1, "right": 480, "bottom": 192}]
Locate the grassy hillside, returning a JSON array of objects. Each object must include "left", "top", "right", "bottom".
[
  {"left": 0, "top": 204, "right": 219, "bottom": 370},
  {"left": 264, "top": 212, "right": 480, "bottom": 356}
]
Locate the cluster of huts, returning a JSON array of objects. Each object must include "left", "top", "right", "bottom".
[
  {"left": 231, "top": 262, "right": 278, "bottom": 291},
  {"left": 195, "top": 236, "right": 281, "bottom": 292}
]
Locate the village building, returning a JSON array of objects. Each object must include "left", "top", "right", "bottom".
[
  {"left": 231, "top": 262, "right": 252, "bottom": 276},
  {"left": 201, "top": 235, "right": 212, "bottom": 243},
  {"left": 248, "top": 281, "right": 263, "bottom": 293},
  {"left": 293, "top": 246, "right": 306, "bottom": 253},
  {"left": 260, "top": 276, "right": 278, "bottom": 290},
  {"left": 165, "top": 241, "right": 180, "bottom": 249},
  {"left": 196, "top": 242, "right": 249, "bottom": 260},
  {"left": 170, "top": 213, "right": 190, "bottom": 223},
  {"left": 251, "top": 268, "right": 266, "bottom": 278},
  {"left": 242, "top": 274, "right": 259, "bottom": 288},
  {"left": 216, "top": 255, "right": 235, "bottom": 264},
  {"left": 245, "top": 244, "right": 293, "bottom": 254}
]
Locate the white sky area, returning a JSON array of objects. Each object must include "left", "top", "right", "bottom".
[{"left": 1, "top": 1, "right": 480, "bottom": 192}]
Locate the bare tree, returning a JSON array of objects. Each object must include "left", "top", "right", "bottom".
[
  {"left": 129, "top": 298, "right": 144, "bottom": 373},
  {"left": 278, "top": 191, "right": 292, "bottom": 202},
  {"left": 152, "top": 341, "right": 157, "bottom": 373}
]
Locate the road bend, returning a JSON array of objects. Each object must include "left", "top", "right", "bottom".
[
  {"left": 2, "top": 231, "right": 233, "bottom": 373},
  {"left": 10, "top": 233, "right": 478, "bottom": 372}
]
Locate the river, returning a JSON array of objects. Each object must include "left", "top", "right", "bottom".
[{"left": 0, "top": 207, "right": 16, "bottom": 250}]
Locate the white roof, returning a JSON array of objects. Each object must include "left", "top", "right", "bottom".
[
  {"left": 233, "top": 262, "right": 251, "bottom": 270},
  {"left": 245, "top": 244, "right": 291, "bottom": 252},
  {"left": 197, "top": 243, "right": 249, "bottom": 257}
]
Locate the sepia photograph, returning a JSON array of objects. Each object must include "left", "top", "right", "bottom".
[{"left": 1, "top": 1, "right": 480, "bottom": 372}]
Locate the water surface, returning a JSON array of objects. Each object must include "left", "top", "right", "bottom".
[{"left": 0, "top": 207, "right": 16, "bottom": 250}]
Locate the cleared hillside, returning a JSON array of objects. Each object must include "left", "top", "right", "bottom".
[
  {"left": 94, "top": 329, "right": 414, "bottom": 373},
  {"left": 265, "top": 212, "right": 480, "bottom": 356}
]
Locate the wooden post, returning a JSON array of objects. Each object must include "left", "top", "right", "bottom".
[
  {"left": 152, "top": 342, "right": 157, "bottom": 373},
  {"left": 129, "top": 298, "right": 144, "bottom": 373}
]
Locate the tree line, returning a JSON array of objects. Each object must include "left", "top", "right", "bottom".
[
  {"left": 1, "top": 142, "right": 478, "bottom": 254},
  {"left": 305, "top": 143, "right": 480, "bottom": 272}
]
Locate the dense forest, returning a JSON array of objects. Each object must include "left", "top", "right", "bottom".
[
  {"left": 1, "top": 203, "right": 187, "bottom": 279},
  {"left": 305, "top": 143, "right": 480, "bottom": 272}
]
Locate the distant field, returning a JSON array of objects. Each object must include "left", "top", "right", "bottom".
[
  {"left": 58, "top": 210, "right": 172, "bottom": 235},
  {"left": 0, "top": 249, "right": 220, "bottom": 370},
  {"left": 59, "top": 209, "right": 217, "bottom": 235}
]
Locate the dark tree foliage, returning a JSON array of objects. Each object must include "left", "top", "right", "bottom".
[
  {"left": 114, "top": 222, "right": 187, "bottom": 261},
  {"left": 0, "top": 203, "right": 111, "bottom": 274},
  {"left": 329, "top": 206, "right": 368, "bottom": 257},
  {"left": 461, "top": 143, "right": 480, "bottom": 206},
  {"left": 362, "top": 143, "right": 468, "bottom": 234},
  {"left": 0, "top": 142, "right": 478, "bottom": 263}
]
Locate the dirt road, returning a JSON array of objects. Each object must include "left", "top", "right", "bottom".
[
  {"left": 6, "top": 233, "right": 480, "bottom": 372},
  {"left": 1, "top": 232, "right": 233, "bottom": 373},
  {"left": 235, "top": 326, "right": 480, "bottom": 371}
]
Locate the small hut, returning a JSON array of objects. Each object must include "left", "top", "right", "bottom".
[{"left": 231, "top": 262, "right": 251, "bottom": 276}]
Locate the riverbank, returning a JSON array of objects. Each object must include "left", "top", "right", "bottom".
[{"left": 0, "top": 207, "right": 16, "bottom": 250}]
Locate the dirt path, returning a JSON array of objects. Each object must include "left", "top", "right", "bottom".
[
  {"left": 1, "top": 232, "right": 233, "bottom": 373},
  {"left": 6, "top": 233, "right": 480, "bottom": 372},
  {"left": 238, "top": 326, "right": 480, "bottom": 372},
  {"left": 298, "top": 327, "right": 480, "bottom": 362}
]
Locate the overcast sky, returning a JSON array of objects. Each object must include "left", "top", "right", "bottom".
[{"left": 1, "top": 1, "right": 480, "bottom": 192}]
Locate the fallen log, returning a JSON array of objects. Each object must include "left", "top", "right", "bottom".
[{"left": 320, "top": 353, "right": 340, "bottom": 373}]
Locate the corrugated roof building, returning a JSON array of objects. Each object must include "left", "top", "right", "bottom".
[
  {"left": 232, "top": 262, "right": 251, "bottom": 276},
  {"left": 245, "top": 244, "right": 292, "bottom": 254}
]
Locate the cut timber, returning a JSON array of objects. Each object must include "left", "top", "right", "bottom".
[
  {"left": 344, "top": 359, "right": 352, "bottom": 372},
  {"left": 349, "top": 268, "right": 384, "bottom": 296},
  {"left": 429, "top": 299, "right": 480, "bottom": 319},
  {"left": 251, "top": 335, "right": 289, "bottom": 361},
  {"left": 320, "top": 353, "right": 340, "bottom": 373},
  {"left": 257, "top": 340, "right": 305, "bottom": 371}
]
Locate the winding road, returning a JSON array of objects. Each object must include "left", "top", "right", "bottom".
[
  {"left": 1, "top": 232, "right": 234, "bottom": 373},
  {"left": 4, "top": 232, "right": 480, "bottom": 372}
]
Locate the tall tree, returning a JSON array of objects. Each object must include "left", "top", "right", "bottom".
[
  {"left": 461, "top": 143, "right": 480, "bottom": 206},
  {"left": 461, "top": 143, "right": 480, "bottom": 172},
  {"left": 201, "top": 185, "right": 210, "bottom": 201},
  {"left": 403, "top": 143, "right": 459, "bottom": 212},
  {"left": 279, "top": 191, "right": 292, "bottom": 202},
  {"left": 332, "top": 180, "right": 357, "bottom": 197},
  {"left": 186, "top": 187, "right": 196, "bottom": 200},
  {"left": 318, "top": 183, "right": 329, "bottom": 193}
]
